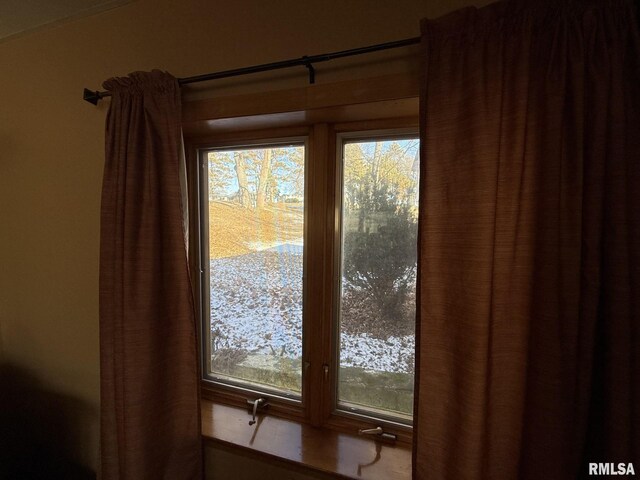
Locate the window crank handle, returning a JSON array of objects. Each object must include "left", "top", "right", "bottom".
[{"left": 249, "top": 397, "right": 266, "bottom": 425}]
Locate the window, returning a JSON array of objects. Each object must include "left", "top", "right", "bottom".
[
  {"left": 336, "top": 136, "right": 419, "bottom": 422},
  {"left": 190, "top": 113, "right": 418, "bottom": 440},
  {"left": 203, "top": 142, "right": 306, "bottom": 398}
]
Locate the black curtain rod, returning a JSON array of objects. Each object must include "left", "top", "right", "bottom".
[{"left": 83, "top": 36, "right": 421, "bottom": 105}]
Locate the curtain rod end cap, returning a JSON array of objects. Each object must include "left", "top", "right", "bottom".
[{"left": 83, "top": 88, "right": 101, "bottom": 105}]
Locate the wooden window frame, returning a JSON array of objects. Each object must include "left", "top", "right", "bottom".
[{"left": 184, "top": 73, "right": 419, "bottom": 446}]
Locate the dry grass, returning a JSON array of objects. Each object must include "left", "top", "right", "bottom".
[{"left": 209, "top": 201, "right": 303, "bottom": 259}]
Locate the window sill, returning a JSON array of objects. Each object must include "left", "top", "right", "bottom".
[{"left": 201, "top": 400, "right": 411, "bottom": 480}]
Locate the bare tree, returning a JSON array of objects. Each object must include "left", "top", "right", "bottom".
[
  {"left": 234, "top": 152, "right": 251, "bottom": 208},
  {"left": 256, "top": 149, "right": 271, "bottom": 209}
]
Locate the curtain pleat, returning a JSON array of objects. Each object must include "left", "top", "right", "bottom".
[
  {"left": 414, "top": 1, "right": 640, "bottom": 478},
  {"left": 99, "top": 70, "right": 202, "bottom": 480}
]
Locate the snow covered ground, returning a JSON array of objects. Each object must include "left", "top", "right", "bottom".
[{"left": 210, "top": 250, "right": 415, "bottom": 374}]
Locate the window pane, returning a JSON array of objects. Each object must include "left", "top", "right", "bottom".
[
  {"left": 206, "top": 144, "right": 305, "bottom": 396},
  {"left": 338, "top": 137, "right": 419, "bottom": 421}
]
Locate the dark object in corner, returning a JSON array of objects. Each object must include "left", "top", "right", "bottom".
[{"left": 0, "top": 363, "right": 96, "bottom": 480}]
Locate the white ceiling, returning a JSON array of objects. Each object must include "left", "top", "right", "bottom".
[{"left": 0, "top": 0, "right": 134, "bottom": 42}]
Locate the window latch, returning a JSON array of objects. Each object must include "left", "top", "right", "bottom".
[
  {"left": 358, "top": 426, "right": 397, "bottom": 442},
  {"left": 359, "top": 427, "right": 383, "bottom": 435},
  {"left": 247, "top": 397, "right": 269, "bottom": 426}
]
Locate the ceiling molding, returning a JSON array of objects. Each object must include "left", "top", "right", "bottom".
[{"left": 0, "top": 0, "right": 135, "bottom": 44}]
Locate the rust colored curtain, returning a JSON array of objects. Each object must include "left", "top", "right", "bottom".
[
  {"left": 99, "top": 71, "right": 202, "bottom": 480},
  {"left": 414, "top": 1, "right": 640, "bottom": 478}
]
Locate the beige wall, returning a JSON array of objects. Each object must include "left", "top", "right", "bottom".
[{"left": 0, "top": 0, "right": 490, "bottom": 475}]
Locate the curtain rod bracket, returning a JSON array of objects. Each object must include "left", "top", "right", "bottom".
[{"left": 302, "top": 56, "right": 316, "bottom": 84}]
